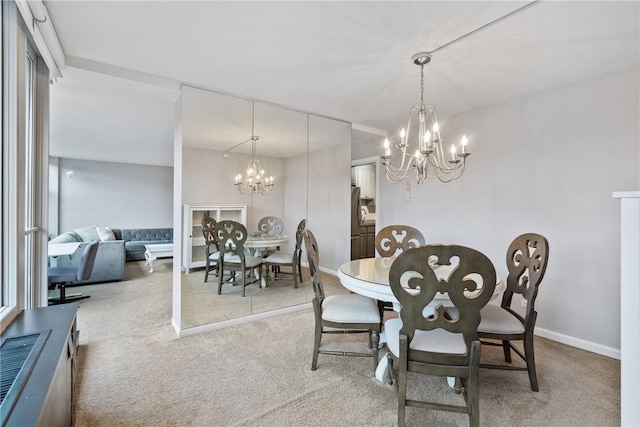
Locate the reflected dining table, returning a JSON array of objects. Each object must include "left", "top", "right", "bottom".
[
  {"left": 245, "top": 234, "right": 289, "bottom": 287},
  {"left": 338, "top": 256, "right": 505, "bottom": 381}
]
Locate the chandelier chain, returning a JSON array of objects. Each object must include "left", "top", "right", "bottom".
[{"left": 420, "top": 65, "right": 424, "bottom": 106}]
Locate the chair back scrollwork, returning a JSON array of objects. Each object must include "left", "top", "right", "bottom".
[
  {"left": 258, "top": 216, "right": 284, "bottom": 236},
  {"left": 389, "top": 244, "right": 496, "bottom": 364},
  {"left": 375, "top": 225, "right": 425, "bottom": 257},
  {"left": 503, "top": 233, "right": 549, "bottom": 316},
  {"left": 214, "top": 220, "right": 247, "bottom": 260}
]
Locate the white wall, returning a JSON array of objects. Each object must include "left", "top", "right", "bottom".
[
  {"left": 181, "top": 146, "right": 287, "bottom": 238},
  {"left": 56, "top": 157, "right": 173, "bottom": 232},
  {"left": 374, "top": 66, "right": 639, "bottom": 354}
]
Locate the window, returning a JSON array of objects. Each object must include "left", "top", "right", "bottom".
[{"left": 1, "top": 1, "right": 49, "bottom": 330}]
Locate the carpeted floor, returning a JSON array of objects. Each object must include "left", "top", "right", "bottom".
[{"left": 72, "top": 260, "right": 620, "bottom": 426}]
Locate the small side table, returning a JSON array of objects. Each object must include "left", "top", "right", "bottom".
[{"left": 144, "top": 243, "right": 174, "bottom": 272}]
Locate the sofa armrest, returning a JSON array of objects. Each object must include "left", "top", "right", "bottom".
[{"left": 54, "top": 240, "right": 126, "bottom": 284}]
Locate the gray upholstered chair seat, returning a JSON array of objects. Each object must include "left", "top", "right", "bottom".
[
  {"left": 263, "top": 251, "right": 291, "bottom": 264},
  {"left": 321, "top": 294, "right": 381, "bottom": 324},
  {"left": 222, "top": 254, "right": 263, "bottom": 267},
  {"left": 47, "top": 267, "right": 81, "bottom": 284},
  {"left": 384, "top": 318, "right": 467, "bottom": 358},
  {"left": 478, "top": 304, "right": 526, "bottom": 335}
]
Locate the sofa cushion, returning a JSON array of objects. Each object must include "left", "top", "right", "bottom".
[
  {"left": 74, "top": 225, "right": 100, "bottom": 242},
  {"left": 50, "top": 231, "right": 81, "bottom": 243},
  {"left": 96, "top": 226, "right": 116, "bottom": 241},
  {"left": 119, "top": 228, "right": 173, "bottom": 242}
]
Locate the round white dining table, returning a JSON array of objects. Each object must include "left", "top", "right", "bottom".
[
  {"left": 338, "top": 257, "right": 505, "bottom": 311},
  {"left": 244, "top": 234, "right": 289, "bottom": 287},
  {"left": 338, "top": 256, "right": 505, "bottom": 383},
  {"left": 245, "top": 234, "right": 289, "bottom": 253}
]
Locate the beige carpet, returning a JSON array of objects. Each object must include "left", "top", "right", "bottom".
[{"left": 72, "top": 260, "right": 620, "bottom": 426}]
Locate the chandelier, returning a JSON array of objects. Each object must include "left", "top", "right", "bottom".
[
  {"left": 233, "top": 102, "right": 275, "bottom": 195},
  {"left": 382, "top": 52, "right": 470, "bottom": 184}
]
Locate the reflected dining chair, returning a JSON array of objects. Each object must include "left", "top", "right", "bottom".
[
  {"left": 477, "top": 233, "right": 549, "bottom": 391},
  {"left": 263, "top": 219, "right": 306, "bottom": 288},
  {"left": 375, "top": 224, "right": 426, "bottom": 313},
  {"left": 384, "top": 245, "right": 497, "bottom": 427},
  {"left": 201, "top": 216, "right": 219, "bottom": 282},
  {"left": 48, "top": 241, "right": 99, "bottom": 305},
  {"left": 303, "top": 228, "right": 381, "bottom": 374},
  {"left": 258, "top": 216, "right": 284, "bottom": 258},
  {"left": 214, "top": 220, "right": 263, "bottom": 297}
]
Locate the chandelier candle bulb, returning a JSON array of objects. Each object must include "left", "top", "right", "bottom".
[
  {"left": 384, "top": 138, "right": 391, "bottom": 157},
  {"left": 461, "top": 135, "right": 468, "bottom": 154}
]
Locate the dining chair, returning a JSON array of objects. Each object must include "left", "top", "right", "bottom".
[
  {"left": 201, "top": 216, "right": 219, "bottom": 282},
  {"left": 303, "top": 228, "right": 381, "bottom": 374},
  {"left": 257, "top": 216, "right": 284, "bottom": 236},
  {"left": 263, "top": 219, "right": 306, "bottom": 288},
  {"left": 48, "top": 241, "right": 99, "bottom": 305},
  {"left": 375, "top": 224, "right": 425, "bottom": 258},
  {"left": 375, "top": 224, "right": 426, "bottom": 313},
  {"left": 214, "top": 220, "right": 263, "bottom": 297},
  {"left": 477, "top": 233, "right": 549, "bottom": 392},
  {"left": 385, "top": 244, "right": 497, "bottom": 427}
]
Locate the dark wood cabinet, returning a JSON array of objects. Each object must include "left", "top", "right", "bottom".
[{"left": 1, "top": 304, "right": 78, "bottom": 426}]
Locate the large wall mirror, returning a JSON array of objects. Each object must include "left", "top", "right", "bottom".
[{"left": 178, "top": 86, "right": 350, "bottom": 330}]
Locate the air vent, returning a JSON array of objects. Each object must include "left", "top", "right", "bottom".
[{"left": 0, "top": 330, "right": 50, "bottom": 423}]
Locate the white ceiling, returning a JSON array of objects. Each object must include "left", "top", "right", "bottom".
[{"left": 46, "top": 1, "right": 639, "bottom": 166}]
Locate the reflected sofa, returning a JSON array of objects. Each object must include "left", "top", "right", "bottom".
[{"left": 49, "top": 226, "right": 173, "bottom": 284}]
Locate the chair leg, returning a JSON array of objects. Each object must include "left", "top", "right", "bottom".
[
  {"left": 292, "top": 263, "right": 298, "bottom": 289},
  {"left": 297, "top": 260, "right": 303, "bottom": 284},
  {"left": 524, "top": 332, "right": 539, "bottom": 391},
  {"left": 242, "top": 268, "right": 247, "bottom": 297},
  {"left": 468, "top": 341, "right": 482, "bottom": 427},
  {"left": 217, "top": 265, "right": 223, "bottom": 295},
  {"left": 311, "top": 322, "right": 322, "bottom": 371},
  {"left": 502, "top": 340, "right": 512, "bottom": 363},
  {"left": 371, "top": 330, "right": 380, "bottom": 375},
  {"left": 398, "top": 336, "right": 409, "bottom": 427},
  {"left": 387, "top": 353, "right": 396, "bottom": 386}
]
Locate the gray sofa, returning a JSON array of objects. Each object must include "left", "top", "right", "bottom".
[
  {"left": 49, "top": 226, "right": 173, "bottom": 284},
  {"left": 113, "top": 228, "right": 173, "bottom": 261}
]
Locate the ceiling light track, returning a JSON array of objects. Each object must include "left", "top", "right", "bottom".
[{"left": 430, "top": 0, "right": 540, "bottom": 55}]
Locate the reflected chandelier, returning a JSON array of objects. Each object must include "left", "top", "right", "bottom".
[
  {"left": 233, "top": 101, "right": 275, "bottom": 195},
  {"left": 382, "top": 52, "right": 470, "bottom": 184}
]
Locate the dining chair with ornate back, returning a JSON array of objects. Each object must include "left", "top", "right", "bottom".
[
  {"left": 375, "top": 224, "right": 426, "bottom": 313},
  {"left": 375, "top": 224, "right": 426, "bottom": 258},
  {"left": 384, "top": 244, "right": 497, "bottom": 427},
  {"left": 257, "top": 216, "right": 284, "bottom": 260},
  {"left": 303, "top": 228, "right": 381, "bottom": 374},
  {"left": 263, "top": 219, "right": 306, "bottom": 288},
  {"left": 48, "top": 241, "right": 100, "bottom": 305},
  {"left": 477, "top": 233, "right": 549, "bottom": 392},
  {"left": 257, "top": 216, "right": 284, "bottom": 236},
  {"left": 201, "top": 216, "right": 219, "bottom": 282},
  {"left": 214, "top": 220, "right": 263, "bottom": 297}
]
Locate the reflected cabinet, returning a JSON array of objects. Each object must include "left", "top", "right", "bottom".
[{"left": 182, "top": 204, "right": 247, "bottom": 272}]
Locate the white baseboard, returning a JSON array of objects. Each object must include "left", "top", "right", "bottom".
[
  {"left": 535, "top": 327, "right": 620, "bottom": 360},
  {"left": 176, "top": 303, "right": 312, "bottom": 338}
]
